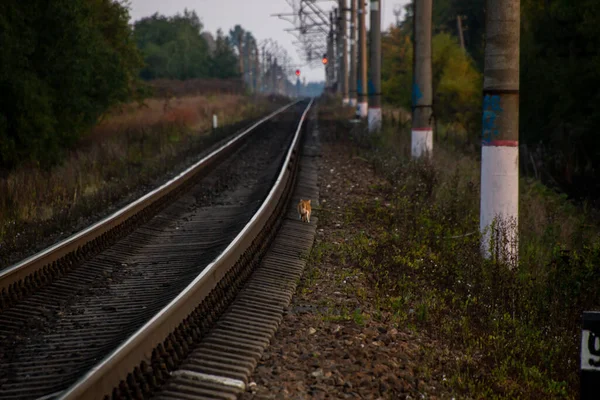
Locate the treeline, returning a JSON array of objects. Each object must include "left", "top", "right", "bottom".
[
  {"left": 384, "top": 0, "right": 600, "bottom": 202},
  {"left": 0, "top": 0, "right": 143, "bottom": 169},
  {"left": 133, "top": 11, "right": 240, "bottom": 81},
  {"left": 0, "top": 2, "right": 261, "bottom": 170}
]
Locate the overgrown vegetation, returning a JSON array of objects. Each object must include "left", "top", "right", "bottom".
[
  {"left": 316, "top": 103, "right": 600, "bottom": 398},
  {"left": 0, "top": 95, "right": 278, "bottom": 266}
]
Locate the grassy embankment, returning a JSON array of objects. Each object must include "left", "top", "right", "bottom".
[
  {"left": 0, "top": 92, "right": 278, "bottom": 265},
  {"left": 312, "top": 100, "right": 600, "bottom": 399}
]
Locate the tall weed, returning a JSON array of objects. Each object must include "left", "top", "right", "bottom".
[{"left": 326, "top": 102, "right": 598, "bottom": 398}]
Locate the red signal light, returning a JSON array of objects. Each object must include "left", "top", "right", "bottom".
[
  {"left": 295, "top": 69, "right": 301, "bottom": 76},
  {"left": 322, "top": 57, "right": 328, "bottom": 65}
]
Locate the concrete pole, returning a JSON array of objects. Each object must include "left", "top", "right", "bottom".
[
  {"left": 262, "top": 45, "right": 266, "bottom": 92},
  {"left": 368, "top": 0, "right": 382, "bottom": 132},
  {"left": 335, "top": 8, "right": 341, "bottom": 95},
  {"left": 411, "top": 0, "right": 433, "bottom": 158},
  {"left": 349, "top": 0, "right": 357, "bottom": 107},
  {"left": 327, "top": 27, "right": 334, "bottom": 90},
  {"left": 357, "top": 0, "right": 368, "bottom": 118},
  {"left": 238, "top": 32, "right": 244, "bottom": 77},
  {"left": 265, "top": 52, "right": 273, "bottom": 93},
  {"left": 330, "top": 11, "right": 337, "bottom": 90},
  {"left": 339, "top": 0, "right": 349, "bottom": 105},
  {"left": 254, "top": 45, "right": 260, "bottom": 93},
  {"left": 480, "top": 0, "right": 520, "bottom": 263},
  {"left": 457, "top": 15, "right": 466, "bottom": 50},
  {"left": 272, "top": 57, "right": 277, "bottom": 95}
]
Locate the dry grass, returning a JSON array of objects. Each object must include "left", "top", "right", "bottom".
[
  {"left": 89, "top": 94, "right": 245, "bottom": 141},
  {"left": 0, "top": 93, "right": 277, "bottom": 264}
]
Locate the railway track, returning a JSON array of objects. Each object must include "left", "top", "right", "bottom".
[{"left": 0, "top": 98, "right": 316, "bottom": 400}]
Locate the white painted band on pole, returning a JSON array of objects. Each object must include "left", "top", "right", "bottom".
[
  {"left": 212, "top": 114, "right": 218, "bottom": 129},
  {"left": 171, "top": 370, "right": 246, "bottom": 391},
  {"left": 358, "top": 102, "right": 368, "bottom": 118},
  {"left": 370, "top": 1, "right": 379, "bottom": 11},
  {"left": 343, "top": 98, "right": 350, "bottom": 105},
  {"left": 411, "top": 129, "right": 433, "bottom": 158},
  {"left": 368, "top": 108, "right": 382, "bottom": 132},
  {"left": 349, "top": 98, "right": 357, "bottom": 107},
  {"left": 479, "top": 144, "right": 519, "bottom": 261}
]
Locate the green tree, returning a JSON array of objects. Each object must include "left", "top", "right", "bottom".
[
  {"left": 397, "top": 0, "right": 485, "bottom": 69},
  {"left": 134, "top": 9, "right": 210, "bottom": 80},
  {"left": 210, "top": 29, "right": 240, "bottom": 79},
  {"left": 0, "top": 0, "right": 143, "bottom": 169},
  {"left": 229, "top": 25, "right": 246, "bottom": 76},
  {"left": 382, "top": 27, "right": 481, "bottom": 136}
]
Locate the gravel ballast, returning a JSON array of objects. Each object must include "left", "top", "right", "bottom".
[{"left": 241, "top": 117, "right": 459, "bottom": 400}]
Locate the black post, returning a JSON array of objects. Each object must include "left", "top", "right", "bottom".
[{"left": 581, "top": 311, "right": 600, "bottom": 398}]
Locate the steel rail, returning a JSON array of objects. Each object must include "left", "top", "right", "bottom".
[
  {"left": 0, "top": 101, "right": 300, "bottom": 296},
  {"left": 57, "top": 98, "right": 314, "bottom": 400}
]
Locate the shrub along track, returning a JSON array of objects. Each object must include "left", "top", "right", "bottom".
[{"left": 0, "top": 100, "right": 311, "bottom": 400}]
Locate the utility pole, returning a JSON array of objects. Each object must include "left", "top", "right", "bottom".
[
  {"left": 252, "top": 44, "right": 259, "bottom": 93},
  {"left": 327, "top": 15, "right": 334, "bottom": 91},
  {"left": 256, "top": 46, "right": 261, "bottom": 93},
  {"left": 480, "top": 0, "right": 520, "bottom": 264},
  {"left": 457, "top": 15, "right": 465, "bottom": 50},
  {"left": 357, "top": 0, "right": 368, "bottom": 118},
  {"left": 272, "top": 57, "right": 277, "bottom": 95},
  {"left": 329, "top": 11, "right": 336, "bottom": 91},
  {"left": 349, "top": 0, "right": 357, "bottom": 107},
  {"left": 265, "top": 52, "right": 273, "bottom": 94},
  {"left": 335, "top": 7, "right": 341, "bottom": 95},
  {"left": 368, "top": 0, "right": 382, "bottom": 132},
  {"left": 411, "top": 0, "right": 433, "bottom": 158},
  {"left": 339, "top": 0, "right": 349, "bottom": 105},
  {"left": 262, "top": 45, "right": 267, "bottom": 92},
  {"left": 238, "top": 32, "right": 244, "bottom": 79}
]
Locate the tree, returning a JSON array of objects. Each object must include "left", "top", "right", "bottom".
[
  {"left": 202, "top": 32, "right": 216, "bottom": 55},
  {"left": 0, "top": 0, "right": 143, "bottom": 169},
  {"left": 209, "top": 29, "right": 240, "bottom": 79},
  {"left": 382, "top": 27, "right": 481, "bottom": 137},
  {"left": 229, "top": 25, "right": 246, "bottom": 76},
  {"left": 397, "top": 0, "right": 485, "bottom": 69},
  {"left": 134, "top": 9, "right": 210, "bottom": 80}
]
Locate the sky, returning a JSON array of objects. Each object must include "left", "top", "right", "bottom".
[{"left": 127, "top": 0, "right": 409, "bottom": 83}]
